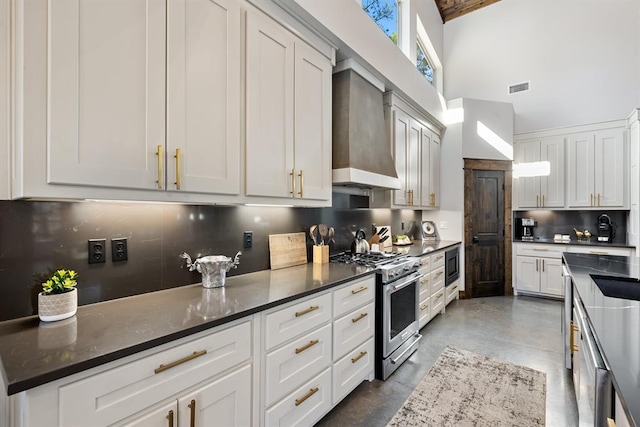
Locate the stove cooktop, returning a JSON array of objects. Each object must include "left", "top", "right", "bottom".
[{"left": 330, "top": 251, "right": 421, "bottom": 283}]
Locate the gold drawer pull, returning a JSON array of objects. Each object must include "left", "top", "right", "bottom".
[
  {"left": 155, "top": 350, "right": 207, "bottom": 374},
  {"left": 420, "top": 304, "right": 428, "bottom": 311},
  {"left": 351, "top": 286, "right": 368, "bottom": 295},
  {"left": 451, "top": 286, "right": 458, "bottom": 291},
  {"left": 532, "top": 248, "right": 549, "bottom": 251},
  {"left": 571, "top": 324, "right": 579, "bottom": 332},
  {"left": 174, "top": 148, "right": 181, "bottom": 190},
  {"left": 572, "top": 344, "right": 579, "bottom": 353},
  {"left": 608, "top": 418, "right": 616, "bottom": 427},
  {"left": 420, "top": 278, "right": 429, "bottom": 284},
  {"left": 352, "top": 313, "right": 368, "bottom": 323},
  {"left": 188, "top": 399, "right": 196, "bottom": 427},
  {"left": 589, "top": 251, "right": 608, "bottom": 255},
  {"left": 436, "top": 271, "right": 443, "bottom": 277},
  {"left": 166, "top": 410, "right": 174, "bottom": 427},
  {"left": 436, "top": 255, "right": 444, "bottom": 260},
  {"left": 437, "top": 293, "right": 444, "bottom": 298},
  {"left": 598, "top": 193, "right": 601, "bottom": 206},
  {"left": 351, "top": 351, "right": 367, "bottom": 364},
  {"left": 295, "top": 305, "right": 319, "bottom": 317},
  {"left": 295, "top": 339, "right": 319, "bottom": 354},
  {"left": 156, "top": 145, "right": 163, "bottom": 189},
  {"left": 295, "top": 387, "right": 319, "bottom": 406}
]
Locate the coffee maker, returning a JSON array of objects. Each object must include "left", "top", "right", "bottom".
[
  {"left": 516, "top": 218, "right": 536, "bottom": 241},
  {"left": 597, "top": 214, "right": 615, "bottom": 242}
]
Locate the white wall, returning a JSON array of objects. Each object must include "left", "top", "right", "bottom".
[
  {"left": 443, "top": 0, "right": 640, "bottom": 134},
  {"left": 461, "top": 98, "right": 514, "bottom": 160},
  {"left": 291, "top": 0, "right": 446, "bottom": 125}
]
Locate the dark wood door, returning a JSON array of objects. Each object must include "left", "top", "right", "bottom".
[{"left": 467, "top": 169, "right": 505, "bottom": 297}]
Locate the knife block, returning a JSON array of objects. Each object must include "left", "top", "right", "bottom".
[
  {"left": 313, "top": 245, "right": 329, "bottom": 264},
  {"left": 374, "top": 225, "right": 392, "bottom": 250}
]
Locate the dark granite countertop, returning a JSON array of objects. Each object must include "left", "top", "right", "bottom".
[
  {"left": 0, "top": 262, "right": 374, "bottom": 396},
  {"left": 563, "top": 252, "right": 640, "bottom": 426},
  {"left": 514, "top": 238, "right": 634, "bottom": 249},
  {"left": 392, "top": 239, "right": 461, "bottom": 257}
]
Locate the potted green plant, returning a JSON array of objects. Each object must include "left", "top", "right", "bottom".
[{"left": 38, "top": 269, "right": 78, "bottom": 322}]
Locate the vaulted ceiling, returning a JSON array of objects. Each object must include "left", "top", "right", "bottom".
[{"left": 434, "top": 0, "right": 501, "bottom": 23}]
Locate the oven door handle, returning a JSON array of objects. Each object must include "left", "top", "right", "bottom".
[{"left": 388, "top": 272, "right": 423, "bottom": 291}]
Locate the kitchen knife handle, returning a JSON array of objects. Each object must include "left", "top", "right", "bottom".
[
  {"left": 156, "top": 145, "right": 163, "bottom": 189},
  {"left": 298, "top": 170, "right": 304, "bottom": 198},
  {"left": 174, "top": 148, "right": 181, "bottom": 190},
  {"left": 290, "top": 169, "right": 296, "bottom": 197}
]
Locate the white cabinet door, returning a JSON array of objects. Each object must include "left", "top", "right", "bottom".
[
  {"left": 429, "top": 132, "right": 441, "bottom": 208},
  {"left": 178, "top": 364, "right": 252, "bottom": 427},
  {"left": 540, "top": 136, "right": 565, "bottom": 208},
  {"left": 293, "top": 41, "right": 332, "bottom": 201},
  {"left": 166, "top": 0, "right": 241, "bottom": 195},
  {"left": 515, "top": 256, "right": 540, "bottom": 293},
  {"left": 540, "top": 257, "right": 563, "bottom": 296},
  {"left": 568, "top": 132, "right": 596, "bottom": 207},
  {"left": 595, "top": 128, "right": 625, "bottom": 207},
  {"left": 122, "top": 401, "right": 177, "bottom": 427},
  {"left": 407, "top": 118, "right": 421, "bottom": 207},
  {"left": 245, "top": 11, "right": 294, "bottom": 198},
  {"left": 392, "top": 108, "right": 410, "bottom": 206},
  {"left": 515, "top": 140, "right": 541, "bottom": 208},
  {"left": 48, "top": 0, "right": 166, "bottom": 190},
  {"left": 420, "top": 129, "right": 431, "bottom": 207}
]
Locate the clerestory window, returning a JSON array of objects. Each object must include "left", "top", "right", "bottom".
[{"left": 361, "top": 0, "right": 399, "bottom": 45}]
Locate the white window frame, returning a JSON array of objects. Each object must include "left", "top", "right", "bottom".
[{"left": 416, "top": 15, "right": 443, "bottom": 94}]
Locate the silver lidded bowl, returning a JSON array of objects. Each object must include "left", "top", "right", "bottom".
[{"left": 181, "top": 251, "right": 241, "bottom": 288}]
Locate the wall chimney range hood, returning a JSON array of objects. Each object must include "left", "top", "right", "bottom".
[{"left": 332, "top": 64, "right": 401, "bottom": 190}]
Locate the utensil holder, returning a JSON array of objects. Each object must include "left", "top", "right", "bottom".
[{"left": 313, "top": 245, "right": 329, "bottom": 264}]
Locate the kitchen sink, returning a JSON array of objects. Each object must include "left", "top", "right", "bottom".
[{"left": 590, "top": 274, "right": 640, "bottom": 301}]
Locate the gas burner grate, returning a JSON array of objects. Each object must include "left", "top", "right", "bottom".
[{"left": 329, "top": 251, "right": 405, "bottom": 267}]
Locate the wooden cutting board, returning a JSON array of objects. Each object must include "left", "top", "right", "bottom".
[{"left": 268, "top": 232, "right": 308, "bottom": 270}]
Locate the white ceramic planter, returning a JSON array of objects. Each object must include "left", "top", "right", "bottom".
[{"left": 38, "top": 288, "right": 77, "bottom": 322}]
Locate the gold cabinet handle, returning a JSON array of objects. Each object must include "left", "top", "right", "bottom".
[
  {"left": 431, "top": 193, "right": 436, "bottom": 206},
  {"left": 295, "top": 305, "right": 319, "bottom": 317},
  {"left": 166, "top": 410, "right": 174, "bottom": 427},
  {"left": 532, "top": 248, "right": 549, "bottom": 251},
  {"left": 295, "top": 387, "right": 319, "bottom": 407},
  {"left": 156, "top": 145, "right": 163, "bottom": 189},
  {"left": 451, "top": 285, "right": 458, "bottom": 291},
  {"left": 290, "top": 169, "right": 296, "bottom": 197},
  {"left": 188, "top": 399, "right": 196, "bottom": 427},
  {"left": 598, "top": 193, "right": 601, "bottom": 206},
  {"left": 351, "top": 351, "right": 367, "bottom": 364},
  {"left": 608, "top": 418, "right": 616, "bottom": 427},
  {"left": 351, "top": 286, "right": 368, "bottom": 295},
  {"left": 420, "top": 278, "right": 429, "bottom": 285},
  {"left": 295, "top": 339, "right": 319, "bottom": 354},
  {"left": 590, "top": 193, "right": 593, "bottom": 206},
  {"left": 589, "top": 250, "right": 608, "bottom": 255},
  {"left": 542, "top": 259, "right": 545, "bottom": 272},
  {"left": 174, "top": 148, "right": 181, "bottom": 190},
  {"left": 437, "top": 292, "right": 444, "bottom": 298},
  {"left": 298, "top": 169, "right": 304, "bottom": 198},
  {"left": 155, "top": 350, "right": 207, "bottom": 374},
  {"left": 542, "top": 194, "right": 545, "bottom": 207},
  {"left": 536, "top": 195, "right": 539, "bottom": 208},
  {"left": 436, "top": 255, "right": 444, "bottom": 260},
  {"left": 572, "top": 344, "right": 579, "bottom": 353},
  {"left": 420, "top": 303, "right": 428, "bottom": 311},
  {"left": 436, "top": 271, "right": 443, "bottom": 277},
  {"left": 351, "top": 313, "right": 368, "bottom": 323},
  {"left": 536, "top": 259, "right": 539, "bottom": 271}
]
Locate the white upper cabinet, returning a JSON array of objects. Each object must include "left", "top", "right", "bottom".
[
  {"left": 428, "top": 132, "right": 441, "bottom": 208},
  {"left": 245, "top": 10, "right": 332, "bottom": 204},
  {"left": 166, "top": 0, "right": 241, "bottom": 195},
  {"left": 514, "top": 137, "right": 564, "bottom": 209},
  {"left": 48, "top": 0, "right": 166, "bottom": 190},
  {"left": 568, "top": 128, "right": 625, "bottom": 208}
]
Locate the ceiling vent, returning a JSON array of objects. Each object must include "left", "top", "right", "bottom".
[{"left": 508, "top": 81, "right": 530, "bottom": 94}]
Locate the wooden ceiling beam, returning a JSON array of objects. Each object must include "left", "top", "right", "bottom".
[{"left": 435, "top": 0, "right": 501, "bottom": 23}]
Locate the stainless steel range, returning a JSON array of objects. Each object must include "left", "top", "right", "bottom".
[{"left": 330, "top": 251, "right": 423, "bottom": 380}]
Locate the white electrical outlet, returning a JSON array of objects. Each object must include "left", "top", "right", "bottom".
[{"left": 439, "top": 221, "right": 448, "bottom": 229}]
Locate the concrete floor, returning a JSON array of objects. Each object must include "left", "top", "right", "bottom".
[{"left": 316, "top": 295, "right": 579, "bottom": 426}]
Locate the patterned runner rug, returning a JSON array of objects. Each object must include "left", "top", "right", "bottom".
[{"left": 387, "top": 346, "right": 546, "bottom": 427}]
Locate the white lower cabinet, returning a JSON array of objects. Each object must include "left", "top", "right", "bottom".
[
  {"left": 20, "top": 319, "right": 253, "bottom": 427},
  {"left": 514, "top": 244, "right": 565, "bottom": 298},
  {"left": 445, "top": 279, "right": 460, "bottom": 305},
  {"left": 417, "top": 249, "right": 449, "bottom": 329},
  {"left": 261, "top": 276, "right": 375, "bottom": 426}
]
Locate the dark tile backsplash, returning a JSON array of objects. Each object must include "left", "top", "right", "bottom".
[
  {"left": 0, "top": 195, "right": 421, "bottom": 321},
  {"left": 513, "top": 210, "right": 628, "bottom": 243}
]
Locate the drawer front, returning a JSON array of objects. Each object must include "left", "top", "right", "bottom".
[
  {"left": 265, "top": 324, "right": 332, "bottom": 407},
  {"left": 419, "top": 255, "right": 431, "bottom": 270},
  {"left": 265, "top": 367, "right": 332, "bottom": 427},
  {"left": 419, "top": 272, "right": 431, "bottom": 301},
  {"left": 333, "top": 303, "right": 375, "bottom": 361},
  {"left": 515, "top": 244, "right": 564, "bottom": 258},
  {"left": 430, "top": 266, "right": 445, "bottom": 294},
  {"left": 265, "top": 292, "right": 332, "bottom": 350},
  {"left": 431, "top": 290, "right": 445, "bottom": 319},
  {"left": 418, "top": 296, "right": 431, "bottom": 329},
  {"left": 566, "top": 245, "right": 634, "bottom": 257},
  {"left": 332, "top": 338, "right": 374, "bottom": 404},
  {"left": 446, "top": 280, "right": 459, "bottom": 304},
  {"left": 60, "top": 320, "right": 252, "bottom": 427},
  {"left": 431, "top": 251, "right": 445, "bottom": 269},
  {"left": 333, "top": 276, "right": 375, "bottom": 318}
]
